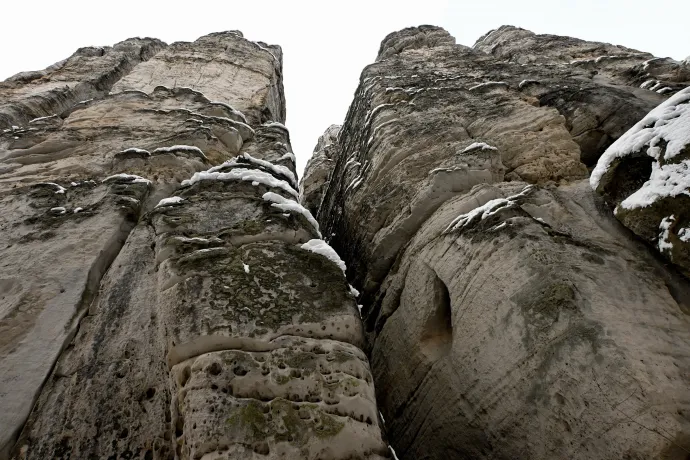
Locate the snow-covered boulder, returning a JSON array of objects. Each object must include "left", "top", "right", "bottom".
[{"left": 591, "top": 87, "right": 690, "bottom": 274}]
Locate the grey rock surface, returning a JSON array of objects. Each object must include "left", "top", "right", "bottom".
[
  {"left": 473, "top": 25, "right": 690, "bottom": 166},
  {"left": 0, "top": 38, "right": 165, "bottom": 128},
  {"left": 1, "top": 31, "right": 386, "bottom": 460},
  {"left": 300, "top": 124, "right": 340, "bottom": 216},
  {"left": 370, "top": 180, "right": 690, "bottom": 459},
  {"left": 3, "top": 21, "right": 690, "bottom": 460},
  {"left": 305, "top": 25, "right": 690, "bottom": 459},
  {"left": 591, "top": 87, "right": 690, "bottom": 277}
]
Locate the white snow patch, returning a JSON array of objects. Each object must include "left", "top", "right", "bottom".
[
  {"left": 492, "top": 222, "right": 508, "bottom": 231},
  {"left": 182, "top": 168, "right": 299, "bottom": 199},
  {"left": 253, "top": 42, "right": 278, "bottom": 62},
  {"left": 618, "top": 161, "right": 690, "bottom": 209},
  {"left": 643, "top": 57, "right": 663, "bottom": 70},
  {"left": 152, "top": 145, "right": 207, "bottom": 159},
  {"left": 657, "top": 87, "right": 674, "bottom": 94},
  {"left": 345, "top": 177, "right": 364, "bottom": 194},
  {"left": 243, "top": 263, "right": 250, "bottom": 274},
  {"left": 446, "top": 186, "right": 534, "bottom": 233},
  {"left": 300, "top": 239, "right": 346, "bottom": 273},
  {"left": 50, "top": 207, "right": 66, "bottom": 215},
  {"left": 591, "top": 87, "right": 690, "bottom": 192},
  {"left": 678, "top": 227, "right": 690, "bottom": 242},
  {"left": 172, "top": 236, "right": 223, "bottom": 245},
  {"left": 155, "top": 196, "right": 185, "bottom": 208},
  {"left": 43, "top": 182, "right": 66, "bottom": 194},
  {"left": 262, "top": 191, "right": 321, "bottom": 237},
  {"left": 364, "top": 103, "right": 395, "bottom": 126},
  {"left": 469, "top": 81, "right": 508, "bottom": 91},
  {"left": 230, "top": 153, "right": 297, "bottom": 188},
  {"left": 460, "top": 142, "right": 498, "bottom": 154},
  {"left": 102, "top": 174, "right": 151, "bottom": 185},
  {"left": 74, "top": 207, "right": 83, "bottom": 213},
  {"left": 279, "top": 151, "right": 296, "bottom": 163},
  {"left": 29, "top": 115, "right": 58, "bottom": 123},
  {"left": 389, "top": 446, "right": 400, "bottom": 460},
  {"left": 349, "top": 284, "right": 360, "bottom": 298},
  {"left": 519, "top": 79, "right": 539, "bottom": 89},
  {"left": 119, "top": 147, "right": 151, "bottom": 156},
  {"left": 640, "top": 79, "right": 657, "bottom": 89},
  {"left": 262, "top": 121, "right": 287, "bottom": 130},
  {"left": 658, "top": 216, "right": 675, "bottom": 252}
]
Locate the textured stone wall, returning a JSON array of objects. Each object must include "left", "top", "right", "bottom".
[
  {"left": 3, "top": 23, "right": 690, "bottom": 460},
  {"left": 1, "top": 31, "right": 386, "bottom": 460},
  {"left": 304, "top": 25, "right": 690, "bottom": 460}
]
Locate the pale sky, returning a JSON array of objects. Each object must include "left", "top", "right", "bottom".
[{"left": 1, "top": 0, "right": 688, "bottom": 174}]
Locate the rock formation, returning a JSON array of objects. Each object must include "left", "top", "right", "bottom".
[
  {"left": 304, "top": 25, "right": 690, "bottom": 459},
  {"left": 1, "top": 32, "right": 386, "bottom": 459},
  {"left": 1, "top": 23, "right": 689, "bottom": 460}
]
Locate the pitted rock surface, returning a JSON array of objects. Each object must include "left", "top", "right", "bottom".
[{"left": 1, "top": 30, "right": 386, "bottom": 460}]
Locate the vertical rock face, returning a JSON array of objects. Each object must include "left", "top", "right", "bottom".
[
  {"left": 1, "top": 33, "right": 386, "bottom": 459},
  {"left": 300, "top": 124, "right": 341, "bottom": 216},
  {"left": 305, "top": 26, "right": 690, "bottom": 460},
  {"left": 3, "top": 22, "right": 690, "bottom": 460}
]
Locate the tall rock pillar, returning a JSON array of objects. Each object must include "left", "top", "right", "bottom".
[{"left": 1, "top": 31, "right": 387, "bottom": 459}]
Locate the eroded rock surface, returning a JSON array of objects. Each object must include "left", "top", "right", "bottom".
[
  {"left": 3, "top": 21, "right": 690, "bottom": 460},
  {"left": 305, "top": 25, "right": 690, "bottom": 459},
  {"left": 0, "top": 38, "right": 165, "bottom": 128},
  {"left": 1, "top": 31, "right": 386, "bottom": 460},
  {"left": 300, "top": 124, "right": 340, "bottom": 216},
  {"left": 592, "top": 86, "right": 690, "bottom": 276}
]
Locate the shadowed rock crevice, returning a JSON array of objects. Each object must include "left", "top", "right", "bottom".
[{"left": 419, "top": 270, "right": 453, "bottom": 360}]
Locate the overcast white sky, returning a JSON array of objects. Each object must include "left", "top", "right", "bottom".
[{"left": 1, "top": 0, "right": 688, "bottom": 174}]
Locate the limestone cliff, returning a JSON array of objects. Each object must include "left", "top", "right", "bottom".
[
  {"left": 304, "top": 25, "right": 690, "bottom": 460},
  {"left": 1, "top": 31, "right": 386, "bottom": 459}
]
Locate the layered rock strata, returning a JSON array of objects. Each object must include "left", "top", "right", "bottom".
[
  {"left": 304, "top": 25, "right": 690, "bottom": 459},
  {"left": 299, "top": 124, "right": 341, "bottom": 216},
  {"left": 1, "top": 32, "right": 386, "bottom": 459}
]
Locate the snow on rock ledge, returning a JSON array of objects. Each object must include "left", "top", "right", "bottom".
[
  {"left": 591, "top": 87, "right": 690, "bottom": 275},
  {"left": 300, "top": 239, "right": 347, "bottom": 273},
  {"left": 262, "top": 191, "right": 321, "bottom": 237},
  {"left": 182, "top": 167, "right": 298, "bottom": 199}
]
